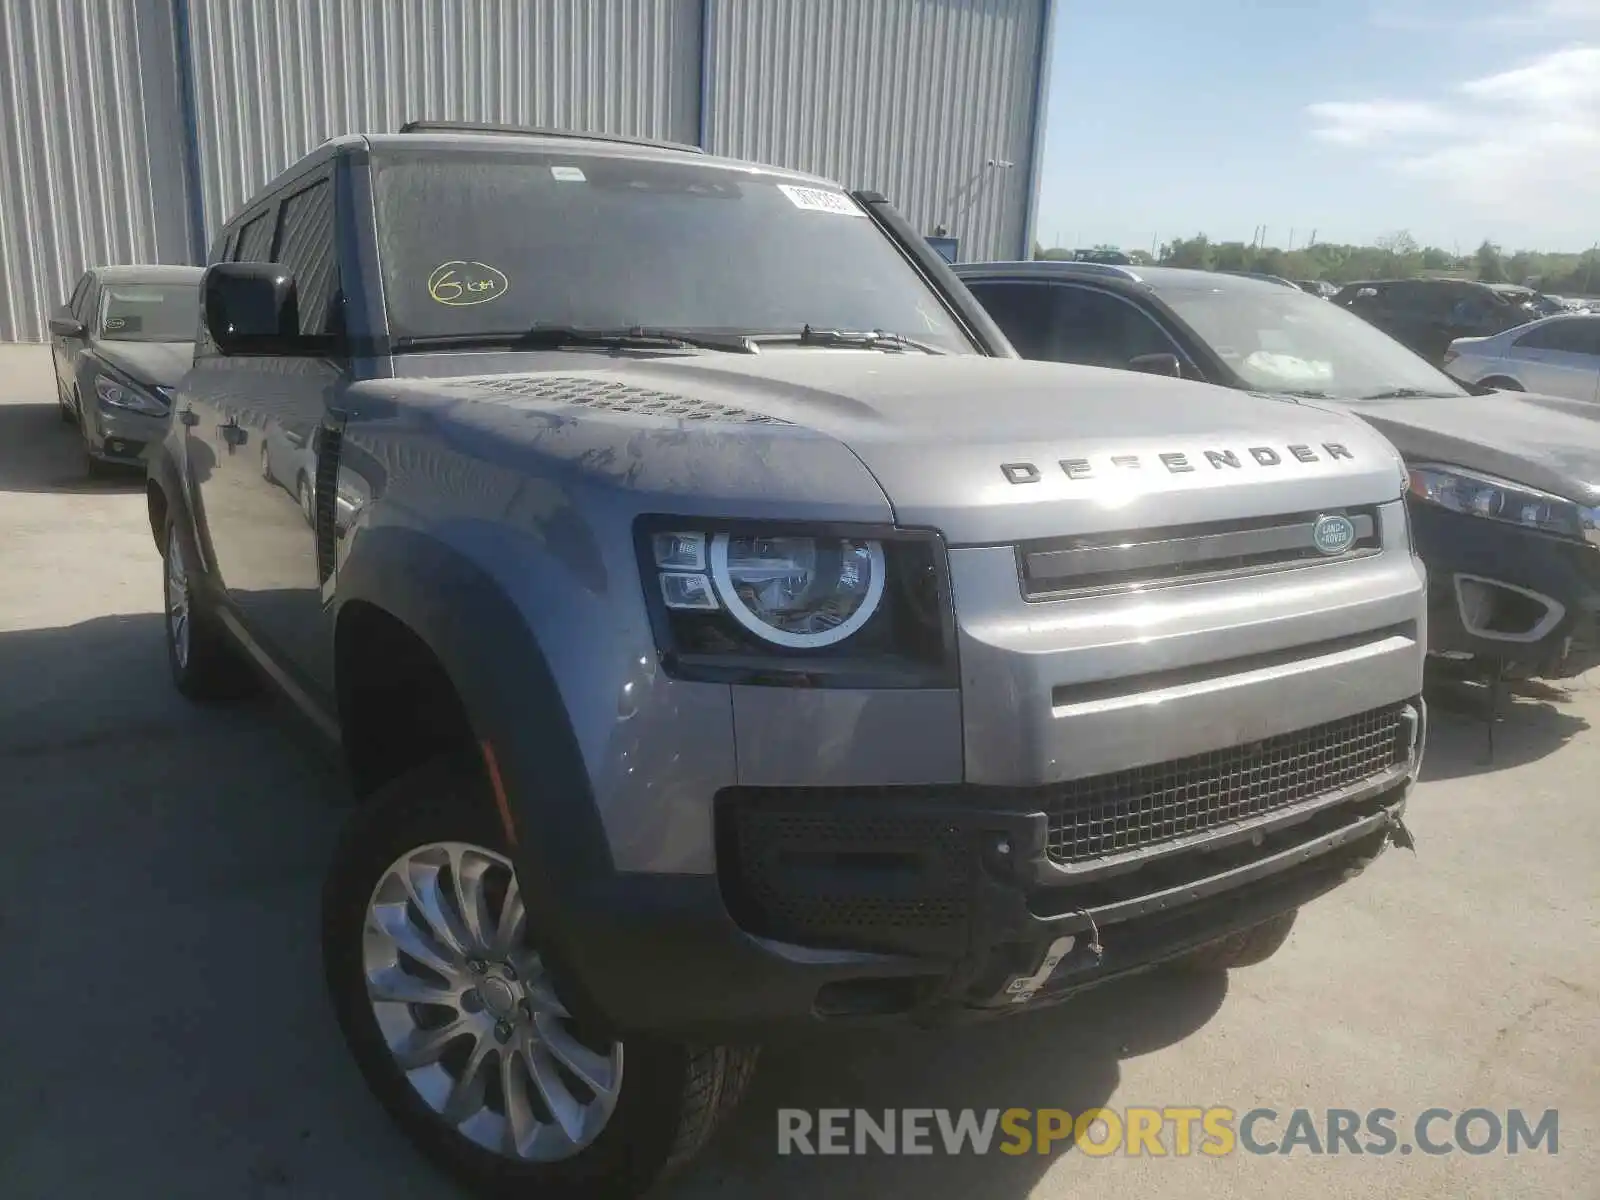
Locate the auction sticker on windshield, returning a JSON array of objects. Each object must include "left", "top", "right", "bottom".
[
  {"left": 428, "top": 261, "right": 509, "bottom": 306},
  {"left": 777, "top": 184, "right": 865, "bottom": 217}
]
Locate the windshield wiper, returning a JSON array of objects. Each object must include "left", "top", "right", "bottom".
[
  {"left": 1355, "top": 387, "right": 1457, "bottom": 400},
  {"left": 751, "top": 326, "right": 946, "bottom": 354},
  {"left": 391, "top": 325, "right": 758, "bottom": 354}
]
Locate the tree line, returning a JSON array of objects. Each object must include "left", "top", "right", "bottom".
[{"left": 1034, "top": 234, "right": 1600, "bottom": 296}]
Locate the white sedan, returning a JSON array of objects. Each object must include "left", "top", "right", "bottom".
[{"left": 1443, "top": 313, "right": 1600, "bottom": 403}]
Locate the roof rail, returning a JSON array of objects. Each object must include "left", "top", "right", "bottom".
[
  {"left": 1051, "top": 260, "right": 1144, "bottom": 281},
  {"left": 397, "top": 120, "right": 704, "bottom": 154}
]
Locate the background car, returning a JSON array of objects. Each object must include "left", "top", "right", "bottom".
[
  {"left": 1295, "top": 279, "right": 1338, "bottom": 299},
  {"left": 1485, "top": 282, "right": 1564, "bottom": 318},
  {"left": 954, "top": 259, "right": 1600, "bottom": 684},
  {"left": 48, "top": 265, "right": 202, "bottom": 475},
  {"left": 1332, "top": 278, "right": 1531, "bottom": 365},
  {"left": 1443, "top": 313, "right": 1600, "bottom": 402}
]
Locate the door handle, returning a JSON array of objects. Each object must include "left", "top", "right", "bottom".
[
  {"left": 178, "top": 408, "right": 199, "bottom": 427},
  {"left": 220, "top": 421, "right": 248, "bottom": 446}
]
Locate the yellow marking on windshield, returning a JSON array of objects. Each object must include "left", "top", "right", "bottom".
[{"left": 428, "top": 261, "right": 509, "bottom": 306}]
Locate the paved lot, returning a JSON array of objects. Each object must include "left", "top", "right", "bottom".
[{"left": 1, "top": 342, "right": 1595, "bottom": 1199}]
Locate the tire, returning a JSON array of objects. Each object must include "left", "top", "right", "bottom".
[
  {"left": 1178, "top": 909, "right": 1298, "bottom": 971},
  {"left": 1480, "top": 376, "right": 1524, "bottom": 392},
  {"left": 296, "top": 472, "right": 314, "bottom": 525},
  {"left": 260, "top": 441, "right": 275, "bottom": 484},
  {"left": 162, "top": 517, "right": 256, "bottom": 701},
  {"left": 322, "top": 756, "right": 757, "bottom": 1199}
]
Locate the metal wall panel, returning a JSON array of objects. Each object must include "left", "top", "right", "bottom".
[
  {"left": 703, "top": 0, "right": 1045, "bottom": 262},
  {"left": 184, "top": 0, "right": 703, "bottom": 241},
  {"left": 0, "top": 0, "right": 195, "bottom": 342}
]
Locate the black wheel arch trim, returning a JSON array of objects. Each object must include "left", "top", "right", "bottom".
[{"left": 330, "top": 525, "right": 622, "bottom": 1013}]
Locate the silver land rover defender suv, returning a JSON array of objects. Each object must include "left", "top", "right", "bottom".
[{"left": 146, "top": 122, "right": 1427, "bottom": 1197}]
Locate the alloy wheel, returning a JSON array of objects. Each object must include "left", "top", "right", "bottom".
[
  {"left": 166, "top": 526, "right": 190, "bottom": 670},
  {"left": 363, "top": 842, "right": 624, "bottom": 1161}
]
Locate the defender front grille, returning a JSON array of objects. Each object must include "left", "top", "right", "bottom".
[
  {"left": 1043, "top": 703, "right": 1408, "bottom": 864},
  {"left": 1019, "top": 507, "right": 1381, "bottom": 598}
]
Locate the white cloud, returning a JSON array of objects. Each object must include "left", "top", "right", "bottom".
[
  {"left": 1307, "top": 45, "right": 1600, "bottom": 233},
  {"left": 1306, "top": 100, "right": 1462, "bottom": 146}
]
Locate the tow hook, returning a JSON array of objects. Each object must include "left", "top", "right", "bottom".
[
  {"left": 1389, "top": 811, "right": 1417, "bottom": 855},
  {"left": 1001, "top": 909, "right": 1108, "bottom": 1005},
  {"left": 1003, "top": 935, "right": 1075, "bottom": 1005}
]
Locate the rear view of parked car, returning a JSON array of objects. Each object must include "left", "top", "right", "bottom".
[
  {"left": 1444, "top": 313, "right": 1600, "bottom": 404},
  {"left": 1334, "top": 278, "right": 1531, "bottom": 365},
  {"left": 48, "top": 265, "right": 202, "bottom": 475}
]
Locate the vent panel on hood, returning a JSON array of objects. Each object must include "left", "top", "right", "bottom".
[{"left": 466, "top": 375, "right": 793, "bottom": 425}]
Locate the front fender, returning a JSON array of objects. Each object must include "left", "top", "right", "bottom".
[
  {"left": 333, "top": 521, "right": 747, "bottom": 1033},
  {"left": 331, "top": 521, "right": 614, "bottom": 887}
]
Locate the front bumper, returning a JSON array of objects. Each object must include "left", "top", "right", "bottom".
[
  {"left": 84, "top": 404, "right": 167, "bottom": 464},
  {"left": 1412, "top": 501, "right": 1600, "bottom": 678},
  {"left": 551, "top": 701, "right": 1422, "bottom": 1039}
]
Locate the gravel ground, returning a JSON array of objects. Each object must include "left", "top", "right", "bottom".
[{"left": 1, "top": 342, "right": 1594, "bottom": 1199}]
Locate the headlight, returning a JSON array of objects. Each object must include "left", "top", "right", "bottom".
[
  {"left": 95, "top": 375, "right": 168, "bottom": 417},
  {"left": 1407, "top": 463, "right": 1597, "bottom": 544},
  {"left": 639, "top": 521, "right": 953, "bottom": 684},
  {"left": 655, "top": 531, "right": 885, "bottom": 648}
]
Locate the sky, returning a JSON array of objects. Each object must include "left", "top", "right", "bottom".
[{"left": 1033, "top": 0, "right": 1600, "bottom": 255}]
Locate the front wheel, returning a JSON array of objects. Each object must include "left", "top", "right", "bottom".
[
  {"left": 162, "top": 518, "right": 255, "bottom": 701},
  {"left": 321, "top": 757, "right": 757, "bottom": 1198}
]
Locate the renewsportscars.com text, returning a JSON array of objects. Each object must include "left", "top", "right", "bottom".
[{"left": 777, "top": 1107, "right": 1560, "bottom": 1157}]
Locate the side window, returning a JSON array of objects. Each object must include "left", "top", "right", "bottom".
[
  {"left": 234, "top": 209, "right": 276, "bottom": 262},
  {"left": 272, "top": 177, "right": 338, "bottom": 335},
  {"left": 1449, "top": 287, "right": 1500, "bottom": 323},
  {"left": 1384, "top": 282, "right": 1433, "bottom": 316},
  {"left": 1052, "top": 286, "right": 1178, "bottom": 368},
  {"left": 965, "top": 281, "right": 1055, "bottom": 358},
  {"left": 1515, "top": 319, "right": 1598, "bottom": 354}
]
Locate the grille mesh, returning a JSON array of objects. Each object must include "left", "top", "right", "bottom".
[
  {"left": 729, "top": 810, "right": 971, "bottom": 942},
  {"left": 1044, "top": 704, "right": 1406, "bottom": 864},
  {"left": 464, "top": 375, "right": 791, "bottom": 424}
]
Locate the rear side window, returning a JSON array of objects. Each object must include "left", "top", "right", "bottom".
[
  {"left": 964, "top": 281, "right": 1055, "bottom": 357},
  {"left": 1514, "top": 319, "right": 1600, "bottom": 354},
  {"left": 235, "top": 210, "right": 275, "bottom": 262},
  {"left": 272, "top": 177, "right": 338, "bottom": 335}
]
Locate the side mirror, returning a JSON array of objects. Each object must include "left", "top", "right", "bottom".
[
  {"left": 203, "top": 262, "right": 300, "bottom": 355},
  {"left": 1129, "top": 352, "right": 1185, "bottom": 378},
  {"left": 48, "top": 313, "right": 85, "bottom": 338}
]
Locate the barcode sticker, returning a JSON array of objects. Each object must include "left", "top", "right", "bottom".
[{"left": 776, "top": 184, "right": 864, "bottom": 217}]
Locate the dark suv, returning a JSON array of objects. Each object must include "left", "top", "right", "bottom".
[
  {"left": 1333, "top": 278, "right": 1532, "bottom": 364},
  {"left": 955, "top": 260, "right": 1600, "bottom": 686}
]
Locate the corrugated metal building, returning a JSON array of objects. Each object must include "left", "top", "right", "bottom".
[{"left": 1, "top": 0, "right": 1053, "bottom": 342}]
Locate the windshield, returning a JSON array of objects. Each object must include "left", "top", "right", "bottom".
[
  {"left": 98, "top": 283, "right": 198, "bottom": 342},
  {"left": 371, "top": 148, "right": 973, "bottom": 353},
  {"left": 1158, "top": 284, "right": 1467, "bottom": 400}
]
